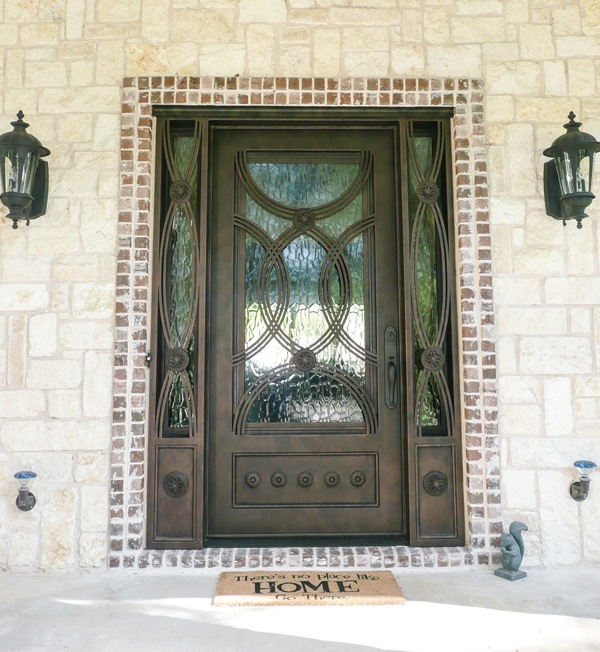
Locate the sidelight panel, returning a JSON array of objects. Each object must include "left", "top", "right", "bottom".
[
  {"left": 156, "top": 123, "right": 201, "bottom": 438},
  {"left": 407, "top": 123, "right": 454, "bottom": 436}
]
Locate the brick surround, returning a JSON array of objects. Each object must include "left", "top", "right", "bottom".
[{"left": 110, "top": 76, "right": 500, "bottom": 570}]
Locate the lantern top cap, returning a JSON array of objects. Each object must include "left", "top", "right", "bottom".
[
  {"left": 0, "top": 110, "right": 50, "bottom": 158},
  {"left": 543, "top": 112, "right": 600, "bottom": 158}
]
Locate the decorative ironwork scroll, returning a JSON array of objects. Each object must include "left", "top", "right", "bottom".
[
  {"left": 232, "top": 152, "right": 378, "bottom": 434},
  {"left": 156, "top": 122, "right": 201, "bottom": 438},
  {"left": 408, "top": 122, "right": 455, "bottom": 436}
]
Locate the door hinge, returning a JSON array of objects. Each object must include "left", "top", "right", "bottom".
[{"left": 145, "top": 351, "right": 152, "bottom": 368}]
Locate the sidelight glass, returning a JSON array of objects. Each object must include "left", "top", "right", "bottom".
[
  {"left": 408, "top": 127, "right": 453, "bottom": 434},
  {"left": 165, "top": 134, "right": 198, "bottom": 431}
]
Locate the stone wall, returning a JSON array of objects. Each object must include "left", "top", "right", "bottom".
[{"left": 0, "top": 0, "right": 599, "bottom": 571}]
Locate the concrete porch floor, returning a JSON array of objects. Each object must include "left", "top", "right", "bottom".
[{"left": 1, "top": 568, "right": 599, "bottom": 652}]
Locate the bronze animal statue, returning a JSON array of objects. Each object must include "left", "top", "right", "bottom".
[{"left": 494, "top": 520, "right": 528, "bottom": 581}]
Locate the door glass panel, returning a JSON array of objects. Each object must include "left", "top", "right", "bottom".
[
  {"left": 236, "top": 156, "right": 375, "bottom": 429},
  {"left": 248, "top": 161, "right": 360, "bottom": 207},
  {"left": 246, "top": 369, "right": 363, "bottom": 423}
]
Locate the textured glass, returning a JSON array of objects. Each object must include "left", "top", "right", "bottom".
[
  {"left": 319, "top": 195, "right": 363, "bottom": 237},
  {"left": 168, "top": 372, "right": 188, "bottom": 428},
  {"left": 246, "top": 195, "right": 288, "bottom": 237},
  {"left": 285, "top": 235, "right": 328, "bottom": 347},
  {"left": 169, "top": 207, "right": 194, "bottom": 346},
  {"left": 410, "top": 135, "right": 441, "bottom": 427},
  {"left": 417, "top": 370, "right": 442, "bottom": 427},
  {"left": 416, "top": 206, "right": 439, "bottom": 345},
  {"left": 167, "top": 135, "right": 197, "bottom": 429},
  {"left": 241, "top": 179, "right": 368, "bottom": 424},
  {"left": 247, "top": 371, "right": 363, "bottom": 423},
  {"left": 245, "top": 234, "right": 268, "bottom": 349},
  {"left": 173, "top": 135, "right": 198, "bottom": 213},
  {"left": 248, "top": 162, "right": 360, "bottom": 208},
  {"left": 167, "top": 333, "right": 195, "bottom": 430}
]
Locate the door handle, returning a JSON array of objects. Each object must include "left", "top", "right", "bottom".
[{"left": 385, "top": 326, "right": 398, "bottom": 409}]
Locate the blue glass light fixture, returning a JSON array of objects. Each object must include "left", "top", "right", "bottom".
[
  {"left": 570, "top": 460, "right": 596, "bottom": 501},
  {"left": 14, "top": 470, "right": 37, "bottom": 511}
]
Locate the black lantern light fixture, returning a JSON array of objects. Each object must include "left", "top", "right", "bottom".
[
  {"left": 0, "top": 111, "right": 50, "bottom": 229},
  {"left": 543, "top": 112, "right": 600, "bottom": 229}
]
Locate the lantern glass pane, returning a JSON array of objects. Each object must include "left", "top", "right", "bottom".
[
  {"left": 1, "top": 148, "right": 38, "bottom": 195},
  {"left": 555, "top": 151, "right": 574, "bottom": 195},
  {"left": 584, "top": 150, "right": 595, "bottom": 194},
  {"left": 574, "top": 149, "right": 592, "bottom": 193}
]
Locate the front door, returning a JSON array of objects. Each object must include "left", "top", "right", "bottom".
[
  {"left": 206, "top": 126, "right": 405, "bottom": 543},
  {"left": 147, "top": 109, "right": 465, "bottom": 550}
]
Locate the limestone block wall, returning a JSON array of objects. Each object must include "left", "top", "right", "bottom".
[{"left": 0, "top": 0, "right": 599, "bottom": 571}]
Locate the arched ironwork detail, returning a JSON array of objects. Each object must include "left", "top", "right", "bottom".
[
  {"left": 233, "top": 363, "right": 376, "bottom": 436},
  {"left": 232, "top": 213, "right": 376, "bottom": 366},
  {"left": 235, "top": 150, "right": 373, "bottom": 222}
]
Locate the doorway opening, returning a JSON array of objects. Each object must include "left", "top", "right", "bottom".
[{"left": 147, "top": 108, "right": 464, "bottom": 549}]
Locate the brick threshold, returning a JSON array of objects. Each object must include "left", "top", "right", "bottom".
[{"left": 109, "top": 545, "right": 501, "bottom": 570}]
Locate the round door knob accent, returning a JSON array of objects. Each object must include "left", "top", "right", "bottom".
[
  {"left": 293, "top": 348, "right": 317, "bottom": 371},
  {"left": 244, "top": 472, "right": 261, "bottom": 489},
  {"left": 416, "top": 180, "right": 440, "bottom": 204},
  {"left": 350, "top": 471, "right": 366, "bottom": 487},
  {"left": 271, "top": 472, "right": 287, "bottom": 488},
  {"left": 324, "top": 471, "right": 340, "bottom": 487},
  {"left": 422, "top": 470, "right": 448, "bottom": 496},
  {"left": 163, "top": 471, "right": 189, "bottom": 498},
  {"left": 166, "top": 347, "right": 190, "bottom": 372},
  {"left": 421, "top": 347, "right": 445, "bottom": 371},
  {"left": 297, "top": 472, "right": 313, "bottom": 487},
  {"left": 293, "top": 209, "right": 316, "bottom": 231},
  {"left": 169, "top": 180, "right": 191, "bottom": 202}
]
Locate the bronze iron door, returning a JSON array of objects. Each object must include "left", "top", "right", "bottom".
[
  {"left": 206, "top": 126, "right": 405, "bottom": 544},
  {"left": 147, "top": 109, "right": 465, "bottom": 550}
]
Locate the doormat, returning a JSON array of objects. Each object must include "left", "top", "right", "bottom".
[{"left": 213, "top": 570, "right": 405, "bottom": 606}]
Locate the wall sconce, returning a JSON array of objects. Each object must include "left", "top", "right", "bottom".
[
  {"left": 14, "top": 471, "right": 37, "bottom": 511},
  {"left": 0, "top": 111, "right": 50, "bottom": 229},
  {"left": 570, "top": 460, "right": 596, "bottom": 502},
  {"left": 543, "top": 112, "right": 600, "bottom": 229}
]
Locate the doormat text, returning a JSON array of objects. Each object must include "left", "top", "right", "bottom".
[{"left": 213, "top": 570, "right": 405, "bottom": 606}]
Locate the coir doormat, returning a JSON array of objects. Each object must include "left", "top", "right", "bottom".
[{"left": 213, "top": 570, "right": 405, "bottom": 606}]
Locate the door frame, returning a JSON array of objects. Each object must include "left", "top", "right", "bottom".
[{"left": 147, "top": 106, "right": 465, "bottom": 550}]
